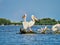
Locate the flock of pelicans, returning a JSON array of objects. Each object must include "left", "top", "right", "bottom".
[{"left": 20, "top": 14, "right": 60, "bottom": 34}]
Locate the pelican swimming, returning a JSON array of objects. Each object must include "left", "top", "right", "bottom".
[
  {"left": 22, "top": 14, "right": 38, "bottom": 31},
  {"left": 52, "top": 24, "right": 60, "bottom": 31}
]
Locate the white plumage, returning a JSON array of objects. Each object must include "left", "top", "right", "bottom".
[
  {"left": 22, "top": 14, "right": 38, "bottom": 30},
  {"left": 23, "top": 22, "right": 29, "bottom": 29},
  {"left": 52, "top": 24, "right": 60, "bottom": 31}
]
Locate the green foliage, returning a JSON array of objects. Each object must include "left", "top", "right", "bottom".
[
  {"left": 35, "top": 18, "right": 58, "bottom": 25},
  {"left": 58, "top": 21, "right": 60, "bottom": 24},
  {"left": 0, "top": 18, "right": 11, "bottom": 25},
  {"left": 11, "top": 22, "right": 22, "bottom": 25}
]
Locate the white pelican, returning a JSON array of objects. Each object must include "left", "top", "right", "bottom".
[
  {"left": 52, "top": 24, "right": 60, "bottom": 31},
  {"left": 22, "top": 14, "right": 38, "bottom": 31},
  {"left": 22, "top": 14, "right": 28, "bottom": 30}
]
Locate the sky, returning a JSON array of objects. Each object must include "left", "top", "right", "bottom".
[{"left": 0, "top": 0, "right": 60, "bottom": 22}]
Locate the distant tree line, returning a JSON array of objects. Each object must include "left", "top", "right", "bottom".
[
  {"left": 0, "top": 18, "right": 60, "bottom": 25},
  {"left": 35, "top": 18, "right": 60, "bottom": 25},
  {"left": 0, "top": 18, "right": 11, "bottom": 25},
  {"left": 0, "top": 18, "right": 22, "bottom": 25},
  {"left": 11, "top": 22, "right": 22, "bottom": 25}
]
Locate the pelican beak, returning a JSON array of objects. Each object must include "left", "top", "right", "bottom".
[{"left": 34, "top": 17, "right": 38, "bottom": 21}]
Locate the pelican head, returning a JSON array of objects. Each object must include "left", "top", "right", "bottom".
[
  {"left": 22, "top": 14, "right": 27, "bottom": 19},
  {"left": 31, "top": 15, "right": 38, "bottom": 21}
]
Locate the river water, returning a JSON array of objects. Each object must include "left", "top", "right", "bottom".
[{"left": 0, "top": 25, "right": 60, "bottom": 45}]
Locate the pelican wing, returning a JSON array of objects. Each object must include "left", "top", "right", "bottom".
[
  {"left": 28, "top": 21, "right": 35, "bottom": 27},
  {"left": 23, "top": 22, "right": 29, "bottom": 29}
]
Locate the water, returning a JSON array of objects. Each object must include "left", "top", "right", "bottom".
[{"left": 0, "top": 25, "right": 60, "bottom": 45}]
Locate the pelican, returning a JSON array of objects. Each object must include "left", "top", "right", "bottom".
[
  {"left": 22, "top": 14, "right": 38, "bottom": 31},
  {"left": 22, "top": 14, "right": 28, "bottom": 30},
  {"left": 52, "top": 24, "right": 60, "bottom": 31}
]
